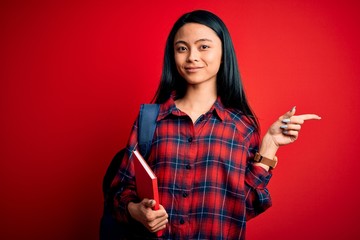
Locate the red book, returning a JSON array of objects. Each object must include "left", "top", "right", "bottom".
[{"left": 133, "top": 149, "right": 163, "bottom": 237}]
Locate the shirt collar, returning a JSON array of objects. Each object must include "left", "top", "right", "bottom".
[
  {"left": 211, "top": 97, "right": 226, "bottom": 121},
  {"left": 156, "top": 95, "right": 226, "bottom": 122},
  {"left": 156, "top": 96, "right": 178, "bottom": 121}
]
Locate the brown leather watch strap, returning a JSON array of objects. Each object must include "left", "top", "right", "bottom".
[{"left": 253, "top": 152, "right": 278, "bottom": 169}]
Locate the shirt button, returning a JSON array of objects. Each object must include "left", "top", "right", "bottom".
[
  {"left": 188, "top": 137, "right": 193, "bottom": 142},
  {"left": 186, "top": 164, "right": 191, "bottom": 170},
  {"left": 182, "top": 192, "right": 188, "bottom": 198},
  {"left": 180, "top": 219, "right": 185, "bottom": 224}
]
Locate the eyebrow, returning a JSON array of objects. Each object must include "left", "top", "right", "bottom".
[{"left": 174, "top": 38, "right": 213, "bottom": 45}]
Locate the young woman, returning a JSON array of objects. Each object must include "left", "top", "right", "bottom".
[{"left": 110, "top": 10, "right": 320, "bottom": 239}]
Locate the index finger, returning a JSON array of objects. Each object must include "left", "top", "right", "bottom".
[{"left": 297, "top": 114, "right": 321, "bottom": 121}]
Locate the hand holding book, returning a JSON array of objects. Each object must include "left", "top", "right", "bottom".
[
  {"left": 127, "top": 198, "right": 168, "bottom": 235},
  {"left": 128, "top": 150, "right": 167, "bottom": 236}
]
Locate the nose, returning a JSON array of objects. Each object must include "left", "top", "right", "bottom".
[{"left": 187, "top": 48, "right": 199, "bottom": 62}]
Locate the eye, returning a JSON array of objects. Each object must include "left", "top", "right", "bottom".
[
  {"left": 176, "top": 46, "right": 187, "bottom": 52},
  {"left": 200, "top": 45, "right": 210, "bottom": 50}
]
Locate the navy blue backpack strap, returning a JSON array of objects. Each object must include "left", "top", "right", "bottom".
[{"left": 138, "top": 104, "right": 160, "bottom": 159}]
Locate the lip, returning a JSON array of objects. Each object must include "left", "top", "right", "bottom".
[{"left": 184, "top": 66, "right": 203, "bottom": 73}]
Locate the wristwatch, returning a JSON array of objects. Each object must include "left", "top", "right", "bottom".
[{"left": 253, "top": 152, "right": 278, "bottom": 169}]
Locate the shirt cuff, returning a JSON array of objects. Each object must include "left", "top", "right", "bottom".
[
  {"left": 245, "top": 164, "right": 272, "bottom": 189},
  {"left": 115, "top": 190, "right": 138, "bottom": 223}
]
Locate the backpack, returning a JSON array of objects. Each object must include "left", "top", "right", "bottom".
[{"left": 100, "top": 104, "right": 160, "bottom": 240}]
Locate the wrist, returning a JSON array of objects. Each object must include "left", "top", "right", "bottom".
[
  {"left": 253, "top": 152, "right": 278, "bottom": 170},
  {"left": 259, "top": 133, "right": 279, "bottom": 159},
  {"left": 127, "top": 202, "right": 136, "bottom": 219},
  {"left": 253, "top": 162, "right": 270, "bottom": 171}
]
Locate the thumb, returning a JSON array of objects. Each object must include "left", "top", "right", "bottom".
[
  {"left": 283, "top": 106, "right": 296, "bottom": 119},
  {"left": 144, "top": 199, "right": 156, "bottom": 208}
]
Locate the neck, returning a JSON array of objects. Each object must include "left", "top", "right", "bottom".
[{"left": 175, "top": 82, "right": 217, "bottom": 122}]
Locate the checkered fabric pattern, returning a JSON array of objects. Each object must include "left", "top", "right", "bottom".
[{"left": 111, "top": 96, "right": 272, "bottom": 239}]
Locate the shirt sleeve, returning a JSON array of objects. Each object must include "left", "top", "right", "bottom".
[
  {"left": 109, "top": 118, "right": 140, "bottom": 223},
  {"left": 244, "top": 130, "right": 273, "bottom": 221}
]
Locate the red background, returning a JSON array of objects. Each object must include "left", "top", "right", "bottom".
[{"left": 1, "top": 0, "right": 359, "bottom": 239}]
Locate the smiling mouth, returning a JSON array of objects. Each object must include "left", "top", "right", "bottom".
[{"left": 184, "top": 67, "right": 203, "bottom": 73}]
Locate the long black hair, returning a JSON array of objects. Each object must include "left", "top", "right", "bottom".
[{"left": 153, "top": 10, "right": 259, "bottom": 130}]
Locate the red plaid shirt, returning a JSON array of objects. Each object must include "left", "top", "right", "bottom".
[{"left": 111, "top": 96, "right": 272, "bottom": 239}]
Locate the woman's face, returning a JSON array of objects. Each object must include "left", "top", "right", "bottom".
[{"left": 174, "top": 23, "right": 222, "bottom": 87}]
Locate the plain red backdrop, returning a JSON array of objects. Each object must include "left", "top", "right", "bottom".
[{"left": 1, "top": 0, "right": 359, "bottom": 239}]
